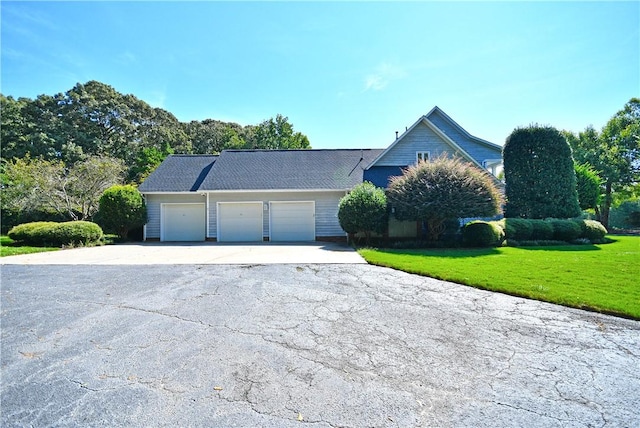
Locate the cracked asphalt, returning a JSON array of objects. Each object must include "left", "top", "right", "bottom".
[{"left": 1, "top": 264, "right": 639, "bottom": 427}]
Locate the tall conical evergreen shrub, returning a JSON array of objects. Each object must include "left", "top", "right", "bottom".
[{"left": 503, "top": 125, "right": 581, "bottom": 219}]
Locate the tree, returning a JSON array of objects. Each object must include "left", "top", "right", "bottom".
[
  {"left": 338, "top": 182, "right": 388, "bottom": 243},
  {"left": 574, "top": 162, "right": 601, "bottom": 210},
  {"left": 96, "top": 185, "right": 147, "bottom": 239},
  {"left": 567, "top": 98, "right": 640, "bottom": 228},
  {"left": 250, "top": 114, "right": 311, "bottom": 149},
  {"left": 1, "top": 155, "right": 125, "bottom": 222},
  {"left": 503, "top": 125, "right": 581, "bottom": 219},
  {"left": 386, "top": 156, "right": 502, "bottom": 241}
]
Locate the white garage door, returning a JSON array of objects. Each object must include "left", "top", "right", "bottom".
[
  {"left": 270, "top": 201, "right": 315, "bottom": 242},
  {"left": 161, "top": 203, "right": 206, "bottom": 242},
  {"left": 217, "top": 202, "right": 263, "bottom": 242}
]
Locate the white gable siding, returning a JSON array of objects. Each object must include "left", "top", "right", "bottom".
[
  {"left": 427, "top": 110, "right": 502, "bottom": 164},
  {"left": 207, "top": 191, "right": 346, "bottom": 239},
  {"left": 145, "top": 193, "right": 207, "bottom": 240},
  {"left": 374, "top": 122, "right": 462, "bottom": 166}
]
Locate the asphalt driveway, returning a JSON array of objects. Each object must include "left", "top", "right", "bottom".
[
  {"left": 0, "top": 241, "right": 366, "bottom": 265},
  {"left": 2, "top": 264, "right": 639, "bottom": 427}
]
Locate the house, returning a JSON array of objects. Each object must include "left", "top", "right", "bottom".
[{"left": 138, "top": 107, "right": 503, "bottom": 242}]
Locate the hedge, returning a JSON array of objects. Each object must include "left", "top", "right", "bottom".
[
  {"left": 8, "top": 221, "right": 104, "bottom": 247},
  {"left": 462, "top": 221, "right": 505, "bottom": 247}
]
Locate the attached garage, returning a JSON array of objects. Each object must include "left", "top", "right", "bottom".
[
  {"left": 161, "top": 203, "right": 206, "bottom": 242},
  {"left": 269, "top": 201, "right": 315, "bottom": 242},
  {"left": 217, "top": 202, "right": 263, "bottom": 242}
]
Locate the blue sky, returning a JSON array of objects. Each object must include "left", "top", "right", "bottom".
[{"left": 1, "top": 1, "right": 638, "bottom": 149}]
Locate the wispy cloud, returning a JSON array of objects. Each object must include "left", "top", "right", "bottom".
[{"left": 363, "top": 62, "right": 407, "bottom": 91}]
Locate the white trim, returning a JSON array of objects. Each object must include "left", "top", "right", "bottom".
[
  {"left": 268, "top": 201, "right": 316, "bottom": 241},
  {"left": 205, "top": 188, "right": 351, "bottom": 194},
  {"left": 422, "top": 118, "right": 484, "bottom": 168},
  {"left": 160, "top": 203, "right": 206, "bottom": 242},
  {"left": 206, "top": 192, "right": 210, "bottom": 238},
  {"left": 216, "top": 201, "right": 264, "bottom": 242}
]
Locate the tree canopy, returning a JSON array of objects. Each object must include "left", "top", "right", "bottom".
[{"left": 565, "top": 98, "right": 640, "bottom": 227}]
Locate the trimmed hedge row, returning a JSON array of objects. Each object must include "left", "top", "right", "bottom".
[
  {"left": 8, "top": 221, "right": 104, "bottom": 247},
  {"left": 462, "top": 218, "right": 607, "bottom": 247}
]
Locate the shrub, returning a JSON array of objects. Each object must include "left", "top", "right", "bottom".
[
  {"left": 574, "top": 219, "right": 608, "bottom": 242},
  {"left": 387, "top": 156, "right": 502, "bottom": 241},
  {"left": 8, "top": 221, "right": 103, "bottom": 247},
  {"left": 338, "top": 182, "right": 388, "bottom": 244},
  {"left": 574, "top": 163, "right": 602, "bottom": 210},
  {"left": 97, "top": 185, "right": 147, "bottom": 239},
  {"left": 549, "top": 219, "right": 582, "bottom": 241},
  {"left": 500, "top": 218, "right": 533, "bottom": 240},
  {"left": 529, "top": 220, "right": 554, "bottom": 240},
  {"left": 462, "top": 221, "right": 505, "bottom": 247},
  {"left": 609, "top": 199, "right": 640, "bottom": 229},
  {"left": 503, "top": 125, "right": 581, "bottom": 219}
]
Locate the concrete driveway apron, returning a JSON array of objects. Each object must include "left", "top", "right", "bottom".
[
  {"left": 1, "top": 263, "right": 638, "bottom": 427},
  {"left": 0, "top": 242, "right": 367, "bottom": 265}
]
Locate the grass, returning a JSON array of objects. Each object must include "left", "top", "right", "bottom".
[
  {"left": 359, "top": 235, "right": 640, "bottom": 320},
  {"left": 0, "top": 235, "right": 60, "bottom": 257}
]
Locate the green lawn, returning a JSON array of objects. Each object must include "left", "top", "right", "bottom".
[
  {"left": 359, "top": 236, "right": 640, "bottom": 320},
  {"left": 0, "top": 235, "right": 60, "bottom": 257}
]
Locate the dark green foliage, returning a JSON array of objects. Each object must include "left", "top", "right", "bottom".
[
  {"left": 629, "top": 212, "right": 640, "bottom": 227},
  {"left": 574, "top": 163, "right": 602, "bottom": 210},
  {"left": 462, "top": 221, "right": 505, "bottom": 247},
  {"left": 549, "top": 219, "right": 582, "bottom": 241},
  {"left": 499, "top": 218, "right": 533, "bottom": 240},
  {"left": 0, "top": 208, "right": 67, "bottom": 234},
  {"left": 609, "top": 199, "right": 640, "bottom": 229},
  {"left": 338, "top": 182, "right": 388, "bottom": 243},
  {"left": 573, "top": 219, "right": 608, "bottom": 242},
  {"left": 8, "top": 221, "right": 103, "bottom": 247},
  {"left": 503, "top": 125, "right": 581, "bottom": 219},
  {"left": 529, "top": 220, "right": 554, "bottom": 240},
  {"left": 387, "top": 156, "right": 502, "bottom": 241},
  {"left": 96, "top": 185, "right": 147, "bottom": 239}
]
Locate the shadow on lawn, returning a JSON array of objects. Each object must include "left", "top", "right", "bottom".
[{"left": 373, "top": 247, "right": 503, "bottom": 258}]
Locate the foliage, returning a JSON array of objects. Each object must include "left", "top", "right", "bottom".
[
  {"left": 462, "top": 221, "right": 504, "bottom": 247},
  {"left": 529, "top": 219, "right": 554, "bottom": 240},
  {"left": 338, "top": 182, "right": 388, "bottom": 243},
  {"left": 503, "top": 125, "right": 581, "bottom": 219},
  {"left": 8, "top": 221, "right": 103, "bottom": 247},
  {"left": 574, "top": 162, "right": 602, "bottom": 210},
  {"left": 549, "top": 219, "right": 582, "bottom": 241},
  {"left": 387, "top": 156, "right": 502, "bottom": 241},
  {"left": 96, "top": 185, "right": 147, "bottom": 239},
  {"left": 608, "top": 199, "right": 640, "bottom": 229},
  {"left": 1, "top": 81, "right": 312, "bottom": 181},
  {"left": 566, "top": 98, "right": 640, "bottom": 228},
  {"left": 498, "top": 218, "right": 533, "bottom": 240},
  {"left": 573, "top": 219, "right": 608, "bottom": 242},
  {"left": 359, "top": 236, "right": 640, "bottom": 319},
  {"left": 250, "top": 114, "right": 311, "bottom": 149},
  {"left": 1, "top": 155, "right": 125, "bottom": 223}
]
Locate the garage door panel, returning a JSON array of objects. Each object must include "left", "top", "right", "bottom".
[
  {"left": 162, "top": 204, "right": 206, "bottom": 242},
  {"left": 270, "top": 202, "right": 315, "bottom": 242},
  {"left": 218, "top": 202, "right": 263, "bottom": 242}
]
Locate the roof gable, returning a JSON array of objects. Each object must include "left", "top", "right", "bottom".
[
  {"left": 367, "top": 106, "right": 502, "bottom": 169},
  {"left": 138, "top": 155, "right": 217, "bottom": 193}
]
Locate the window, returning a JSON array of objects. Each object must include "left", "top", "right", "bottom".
[{"left": 416, "top": 151, "right": 430, "bottom": 163}]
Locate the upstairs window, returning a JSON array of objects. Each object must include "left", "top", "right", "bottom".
[{"left": 416, "top": 151, "right": 430, "bottom": 163}]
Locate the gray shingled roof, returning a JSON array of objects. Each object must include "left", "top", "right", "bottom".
[
  {"left": 138, "top": 155, "right": 217, "bottom": 192},
  {"left": 199, "top": 149, "right": 384, "bottom": 191}
]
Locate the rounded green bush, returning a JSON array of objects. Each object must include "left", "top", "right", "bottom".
[
  {"left": 501, "top": 218, "right": 533, "bottom": 240},
  {"left": 7, "top": 221, "right": 103, "bottom": 247},
  {"left": 462, "top": 221, "right": 505, "bottom": 247},
  {"left": 549, "top": 219, "right": 582, "bottom": 241},
  {"left": 529, "top": 220, "right": 554, "bottom": 240},
  {"left": 574, "top": 219, "right": 608, "bottom": 242}
]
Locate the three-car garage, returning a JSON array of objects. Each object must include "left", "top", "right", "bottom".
[{"left": 159, "top": 200, "right": 317, "bottom": 242}]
